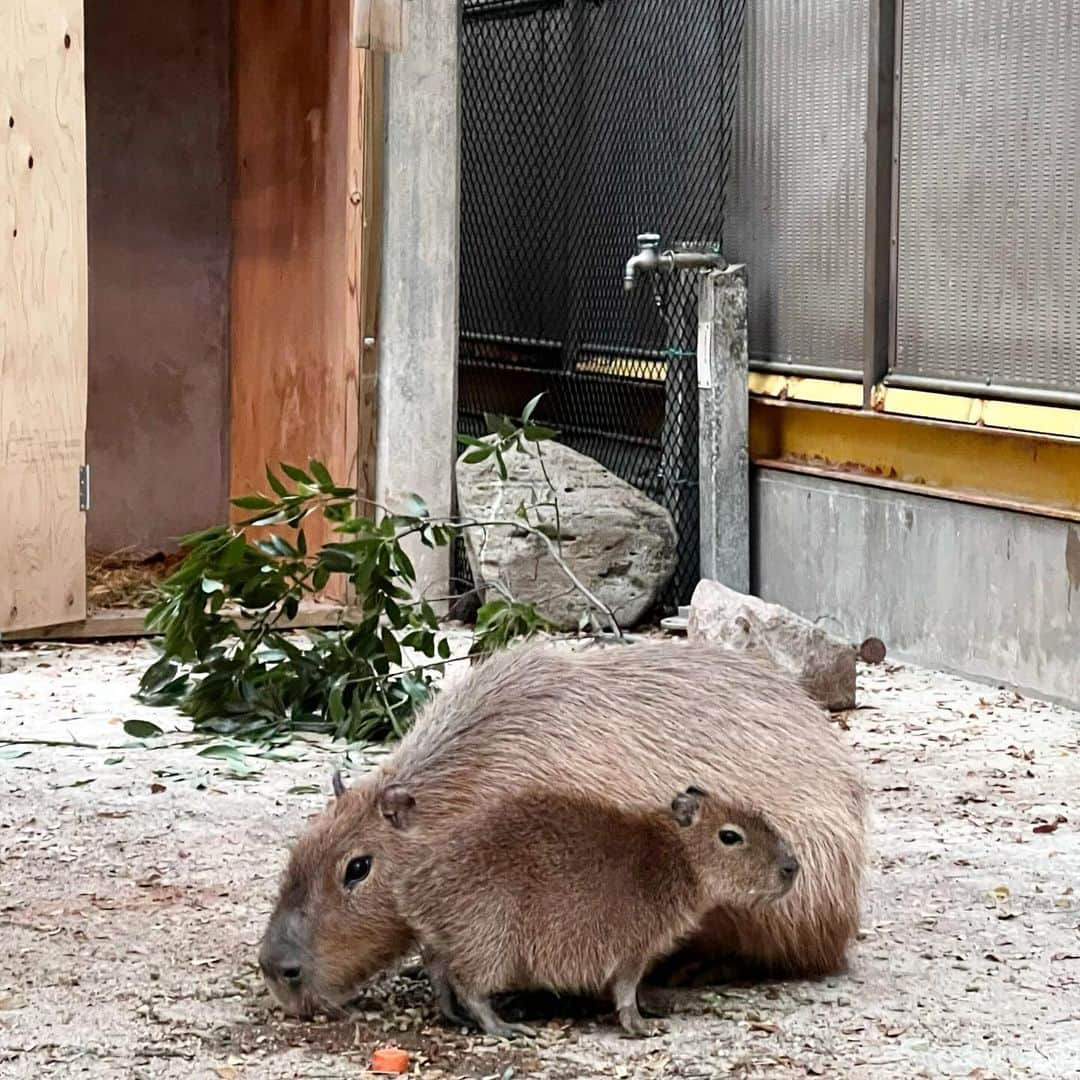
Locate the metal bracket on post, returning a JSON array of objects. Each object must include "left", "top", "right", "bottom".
[
  {"left": 78, "top": 464, "right": 90, "bottom": 512},
  {"left": 697, "top": 264, "right": 749, "bottom": 594}
]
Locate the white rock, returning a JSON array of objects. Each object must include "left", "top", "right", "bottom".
[
  {"left": 688, "top": 578, "right": 856, "bottom": 711},
  {"left": 456, "top": 439, "right": 676, "bottom": 630}
]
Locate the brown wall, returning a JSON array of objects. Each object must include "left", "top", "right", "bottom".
[
  {"left": 230, "top": 0, "right": 359, "bottom": 560},
  {"left": 85, "top": 0, "right": 231, "bottom": 553}
]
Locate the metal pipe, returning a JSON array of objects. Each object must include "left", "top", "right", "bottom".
[
  {"left": 883, "top": 372, "right": 1080, "bottom": 410},
  {"left": 749, "top": 358, "right": 865, "bottom": 383},
  {"left": 623, "top": 232, "right": 728, "bottom": 291}
]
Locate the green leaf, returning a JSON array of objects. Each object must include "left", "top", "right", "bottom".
[
  {"left": 123, "top": 719, "right": 164, "bottom": 739},
  {"left": 403, "top": 493, "right": 429, "bottom": 519},
  {"left": 319, "top": 547, "right": 354, "bottom": 573},
  {"left": 521, "top": 392, "right": 545, "bottom": 423},
  {"left": 104, "top": 756, "right": 124, "bottom": 765},
  {"left": 381, "top": 628, "right": 403, "bottom": 666},
  {"left": 483, "top": 412, "right": 517, "bottom": 439},
  {"left": 232, "top": 494, "right": 276, "bottom": 511},
  {"left": 309, "top": 459, "right": 334, "bottom": 487},
  {"left": 462, "top": 447, "right": 494, "bottom": 465},
  {"left": 522, "top": 423, "right": 559, "bottom": 442},
  {"left": 0, "top": 748, "right": 30, "bottom": 760},
  {"left": 201, "top": 578, "right": 225, "bottom": 595},
  {"left": 280, "top": 463, "right": 313, "bottom": 485},
  {"left": 328, "top": 680, "right": 346, "bottom": 726},
  {"left": 197, "top": 744, "right": 246, "bottom": 762},
  {"left": 265, "top": 465, "right": 288, "bottom": 497},
  {"left": 287, "top": 784, "right": 322, "bottom": 795}
]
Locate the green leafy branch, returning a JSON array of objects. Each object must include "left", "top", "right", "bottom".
[{"left": 135, "top": 395, "right": 618, "bottom": 745}]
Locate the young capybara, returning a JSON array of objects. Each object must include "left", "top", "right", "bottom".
[
  {"left": 259, "top": 641, "right": 866, "bottom": 1018},
  {"left": 398, "top": 785, "right": 799, "bottom": 1039}
]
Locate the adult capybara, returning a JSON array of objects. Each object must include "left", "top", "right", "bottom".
[
  {"left": 399, "top": 785, "right": 798, "bottom": 1039},
  {"left": 259, "top": 641, "right": 867, "bottom": 1017}
]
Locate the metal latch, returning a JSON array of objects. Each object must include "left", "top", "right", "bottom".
[{"left": 79, "top": 464, "right": 90, "bottom": 512}]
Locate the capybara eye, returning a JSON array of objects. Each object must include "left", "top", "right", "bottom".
[
  {"left": 344, "top": 855, "right": 372, "bottom": 887},
  {"left": 718, "top": 829, "right": 744, "bottom": 846}
]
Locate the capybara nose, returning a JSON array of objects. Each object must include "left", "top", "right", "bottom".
[
  {"left": 258, "top": 936, "right": 304, "bottom": 986},
  {"left": 779, "top": 856, "right": 800, "bottom": 883}
]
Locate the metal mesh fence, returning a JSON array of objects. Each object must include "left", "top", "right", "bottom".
[{"left": 457, "top": 0, "right": 747, "bottom": 611}]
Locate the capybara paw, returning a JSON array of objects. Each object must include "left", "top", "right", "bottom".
[
  {"left": 619, "top": 1010, "right": 669, "bottom": 1038},
  {"left": 483, "top": 1019, "right": 535, "bottom": 1040}
]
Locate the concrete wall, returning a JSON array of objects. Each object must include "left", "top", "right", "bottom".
[
  {"left": 84, "top": 0, "right": 230, "bottom": 553},
  {"left": 753, "top": 469, "right": 1080, "bottom": 707},
  {"left": 375, "top": 0, "right": 460, "bottom": 599}
]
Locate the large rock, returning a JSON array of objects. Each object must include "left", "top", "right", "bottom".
[
  {"left": 688, "top": 579, "right": 856, "bottom": 711},
  {"left": 456, "top": 439, "right": 676, "bottom": 630}
]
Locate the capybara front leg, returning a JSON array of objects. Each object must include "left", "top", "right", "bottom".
[
  {"left": 612, "top": 967, "right": 669, "bottom": 1038},
  {"left": 424, "top": 953, "right": 471, "bottom": 1028}
]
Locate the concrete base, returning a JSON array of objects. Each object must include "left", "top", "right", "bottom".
[
  {"left": 753, "top": 469, "right": 1080, "bottom": 708},
  {"left": 698, "top": 265, "right": 750, "bottom": 593}
]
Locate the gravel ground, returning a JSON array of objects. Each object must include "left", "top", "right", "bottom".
[{"left": 1, "top": 638, "right": 1077, "bottom": 1079}]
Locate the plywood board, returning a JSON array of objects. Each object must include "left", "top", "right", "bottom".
[
  {"left": 1, "top": 1, "right": 88, "bottom": 633},
  {"left": 230, "top": 1, "right": 362, "bottom": 573},
  {"left": 6, "top": 601, "right": 355, "bottom": 642}
]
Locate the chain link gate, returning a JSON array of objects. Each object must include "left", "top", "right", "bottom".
[{"left": 456, "top": 0, "right": 746, "bottom": 610}]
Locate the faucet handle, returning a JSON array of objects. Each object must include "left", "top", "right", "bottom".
[{"left": 636, "top": 232, "right": 661, "bottom": 251}]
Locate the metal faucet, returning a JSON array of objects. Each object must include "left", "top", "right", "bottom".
[
  {"left": 623, "top": 232, "right": 728, "bottom": 291},
  {"left": 623, "top": 233, "right": 662, "bottom": 291}
]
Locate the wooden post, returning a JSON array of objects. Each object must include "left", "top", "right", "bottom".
[
  {"left": 349, "top": 49, "right": 386, "bottom": 513},
  {"left": 353, "top": 0, "right": 408, "bottom": 53}
]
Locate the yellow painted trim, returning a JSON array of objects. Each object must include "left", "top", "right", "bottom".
[
  {"left": 750, "top": 398, "right": 1080, "bottom": 520},
  {"left": 575, "top": 355, "right": 667, "bottom": 382},
  {"left": 743, "top": 376, "right": 1078, "bottom": 441},
  {"left": 748, "top": 373, "right": 863, "bottom": 408},
  {"left": 870, "top": 385, "right": 1080, "bottom": 441},
  {"left": 579, "top": 362, "right": 1080, "bottom": 442}
]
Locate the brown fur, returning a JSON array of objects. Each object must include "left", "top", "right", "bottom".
[
  {"left": 260, "top": 641, "right": 867, "bottom": 1015},
  {"left": 398, "top": 787, "right": 797, "bottom": 1037}
]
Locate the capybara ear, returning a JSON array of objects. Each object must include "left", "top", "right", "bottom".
[
  {"left": 380, "top": 784, "right": 417, "bottom": 829},
  {"left": 671, "top": 786, "right": 704, "bottom": 828},
  {"left": 332, "top": 770, "right": 346, "bottom": 799}
]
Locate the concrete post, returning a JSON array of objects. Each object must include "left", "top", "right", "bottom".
[
  {"left": 374, "top": 0, "right": 460, "bottom": 600},
  {"left": 697, "top": 264, "right": 750, "bottom": 593}
]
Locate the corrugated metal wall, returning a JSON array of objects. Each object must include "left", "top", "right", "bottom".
[
  {"left": 893, "top": 0, "right": 1080, "bottom": 395},
  {"left": 725, "top": 0, "right": 869, "bottom": 373}
]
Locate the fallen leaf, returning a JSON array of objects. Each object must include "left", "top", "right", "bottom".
[
  {"left": 748, "top": 1022, "right": 779, "bottom": 1034},
  {"left": 150, "top": 783, "right": 166, "bottom": 794},
  {"left": 123, "top": 719, "right": 164, "bottom": 739}
]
